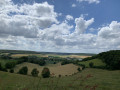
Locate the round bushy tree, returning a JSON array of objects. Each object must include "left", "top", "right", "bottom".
[
  {"left": 31, "top": 68, "right": 39, "bottom": 77},
  {"left": 18, "top": 66, "right": 28, "bottom": 75},
  {"left": 41, "top": 67, "right": 50, "bottom": 78}
]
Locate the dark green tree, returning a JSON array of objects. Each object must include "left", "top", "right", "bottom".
[
  {"left": 18, "top": 66, "right": 28, "bottom": 75},
  {"left": 31, "top": 68, "right": 39, "bottom": 77},
  {"left": 41, "top": 67, "right": 50, "bottom": 78}
]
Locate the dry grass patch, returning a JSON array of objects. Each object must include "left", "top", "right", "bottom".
[{"left": 14, "top": 62, "right": 79, "bottom": 76}]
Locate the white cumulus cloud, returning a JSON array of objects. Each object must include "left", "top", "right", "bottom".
[{"left": 77, "top": 0, "right": 100, "bottom": 4}]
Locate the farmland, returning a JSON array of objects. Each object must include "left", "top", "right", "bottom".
[{"left": 0, "top": 50, "right": 120, "bottom": 90}]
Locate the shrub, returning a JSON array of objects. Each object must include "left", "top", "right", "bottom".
[
  {"left": 78, "top": 64, "right": 86, "bottom": 70},
  {"left": 89, "top": 62, "right": 94, "bottom": 68},
  {"left": 41, "top": 67, "right": 50, "bottom": 78},
  {"left": 9, "top": 68, "right": 14, "bottom": 73},
  {"left": 18, "top": 66, "right": 28, "bottom": 75},
  {"left": 58, "top": 74, "right": 61, "bottom": 77},
  {"left": 77, "top": 67, "right": 81, "bottom": 72},
  {"left": 31, "top": 68, "right": 39, "bottom": 77}
]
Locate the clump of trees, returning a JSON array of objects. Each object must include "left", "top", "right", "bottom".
[
  {"left": 17, "top": 56, "right": 46, "bottom": 66},
  {"left": 41, "top": 67, "right": 50, "bottom": 78},
  {"left": 61, "top": 60, "right": 71, "bottom": 65},
  {"left": 18, "top": 66, "right": 28, "bottom": 75},
  {"left": 5, "top": 62, "right": 16, "bottom": 69},
  {"left": 82, "top": 50, "right": 120, "bottom": 70},
  {"left": 31, "top": 68, "right": 39, "bottom": 77},
  {"left": 98, "top": 50, "right": 120, "bottom": 70}
]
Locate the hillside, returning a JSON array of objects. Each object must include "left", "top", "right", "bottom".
[{"left": 0, "top": 68, "right": 120, "bottom": 90}]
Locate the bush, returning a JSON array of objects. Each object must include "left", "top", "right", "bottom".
[
  {"left": 18, "top": 66, "right": 28, "bottom": 75},
  {"left": 41, "top": 67, "right": 50, "bottom": 78},
  {"left": 78, "top": 64, "right": 86, "bottom": 70},
  {"left": 31, "top": 68, "right": 39, "bottom": 77},
  {"left": 77, "top": 67, "right": 81, "bottom": 72},
  {"left": 9, "top": 68, "right": 14, "bottom": 73},
  {"left": 89, "top": 62, "right": 94, "bottom": 68}
]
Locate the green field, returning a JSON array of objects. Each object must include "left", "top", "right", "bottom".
[
  {"left": 0, "top": 68, "right": 120, "bottom": 90},
  {"left": 78, "top": 59, "right": 106, "bottom": 67}
]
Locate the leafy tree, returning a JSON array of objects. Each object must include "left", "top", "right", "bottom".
[
  {"left": 5, "top": 62, "right": 16, "bottom": 69},
  {"left": 89, "top": 62, "right": 94, "bottom": 68},
  {"left": 18, "top": 66, "right": 28, "bottom": 75},
  {"left": 41, "top": 67, "right": 50, "bottom": 78},
  {"left": 31, "top": 68, "right": 39, "bottom": 77}
]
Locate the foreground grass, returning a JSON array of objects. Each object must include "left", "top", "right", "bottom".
[
  {"left": 0, "top": 68, "right": 120, "bottom": 90},
  {"left": 78, "top": 59, "right": 106, "bottom": 67}
]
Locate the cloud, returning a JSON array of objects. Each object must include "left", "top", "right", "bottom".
[
  {"left": 98, "top": 21, "right": 120, "bottom": 39},
  {"left": 72, "top": 4, "right": 76, "bottom": 7},
  {"left": 77, "top": 0, "right": 100, "bottom": 4},
  {"left": 66, "top": 15, "right": 74, "bottom": 21},
  {"left": 75, "top": 16, "right": 94, "bottom": 34},
  {"left": 0, "top": 1, "right": 58, "bottom": 38},
  {"left": 0, "top": 0, "right": 120, "bottom": 53}
]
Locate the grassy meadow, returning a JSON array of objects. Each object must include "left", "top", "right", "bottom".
[
  {"left": 78, "top": 59, "right": 106, "bottom": 67},
  {"left": 0, "top": 68, "right": 120, "bottom": 90},
  {"left": 14, "top": 62, "right": 79, "bottom": 76}
]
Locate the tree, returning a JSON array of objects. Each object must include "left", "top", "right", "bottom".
[
  {"left": 5, "top": 62, "right": 16, "bottom": 69},
  {"left": 41, "top": 67, "right": 50, "bottom": 78},
  {"left": 18, "top": 66, "right": 28, "bottom": 75},
  {"left": 89, "top": 62, "right": 94, "bottom": 68},
  {"left": 31, "top": 68, "right": 39, "bottom": 77}
]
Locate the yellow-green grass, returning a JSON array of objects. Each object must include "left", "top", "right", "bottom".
[
  {"left": 78, "top": 59, "right": 106, "bottom": 67},
  {"left": 0, "top": 68, "right": 120, "bottom": 90},
  {"left": 11, "top": 54, "right": 91, "bottom": 59},
  {"left": 14, "top": 62, "right": 79, "bottom": 76}
]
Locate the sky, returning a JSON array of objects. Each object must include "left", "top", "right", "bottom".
[{"left": 0, "top": 0, "right": 120, "bottom": 53}]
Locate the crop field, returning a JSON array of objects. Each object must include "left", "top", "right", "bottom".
[
  {"left": 0, "top": 68, "right": 120, "bottom": 90},
  {"left": 11, "top": 54, "right": 91, "bottom": 59},
  {"left": 14, "top": 62, "right": 79, "bottom": 76}
]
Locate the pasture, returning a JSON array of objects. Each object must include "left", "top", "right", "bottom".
[
  {"left": 78, "top": 59, "right": 106, "bottom": 67},
  {"left": 0, "top": 68, "right": 120, "bottom": 90},
  {"left": 14, "top": 62, "right": 79, "bottom": 76}
]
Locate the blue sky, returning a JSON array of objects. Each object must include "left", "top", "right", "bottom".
[{"left": 0, "top": 0, "right": 120, "bottom": 53}]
